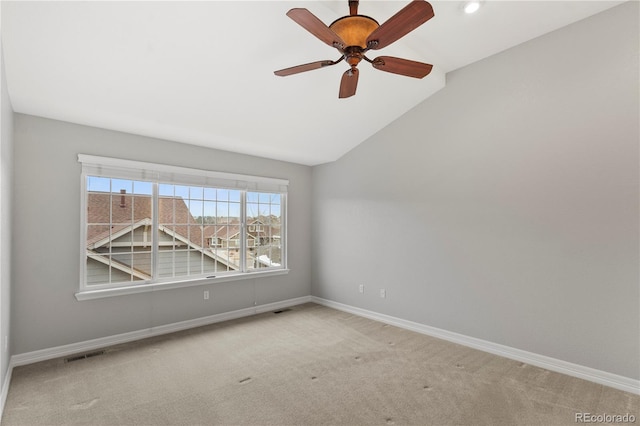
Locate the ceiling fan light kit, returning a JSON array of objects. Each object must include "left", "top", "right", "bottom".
[
  {"left": 274, "top": 0, "right": 435, "bottom": 99},
  {"left": 329, "top": 15, "right": 379, "bottom": 49}
]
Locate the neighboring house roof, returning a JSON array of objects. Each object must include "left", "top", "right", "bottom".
[{"left": 87, "top": 192, "right": 204, "bottom": 248}]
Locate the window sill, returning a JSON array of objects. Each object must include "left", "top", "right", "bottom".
[{"left": 75, "top": 269, "right": 290, "bottom": 301}]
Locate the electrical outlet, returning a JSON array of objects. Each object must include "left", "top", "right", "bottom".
[
  {"left": 204, "top": 290, "right": 209, "bottom": 300},
  {"left": 380, "top": 289, "right": 386, "bottom": 298},
  {"left": 358, "top": 284, "right": 364, "bottom": 294}
]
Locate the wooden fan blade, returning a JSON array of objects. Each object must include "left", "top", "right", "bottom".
[
  {"left": 287, "top": 8, "right": 346, "bottom": 49},
  {"left": 339, "top": 68, "right": 359, "bottom": 98},
  {"left": 274, "top": 60, "right": 337, "bottom": 77},
  {"left": 372, "top": 56, "right": 433, "bottom": 78},
  {"left": 366, "top": 0, "right": 434, "bottom": 50}
]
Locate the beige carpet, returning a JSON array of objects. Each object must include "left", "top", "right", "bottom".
[{"left": 2, "top": 303, "right": 638, "bottom": 425}]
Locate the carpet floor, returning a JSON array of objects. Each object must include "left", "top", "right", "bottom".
[{"left": 2, "top": 303, "right": 638, "bottom": 425}]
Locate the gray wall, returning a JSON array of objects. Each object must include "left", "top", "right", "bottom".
[
  {"left": 1, "top": 34, "right": 14, "bottom": 388},
  {"left": 12, "top": 114, "right": 311, "bottom": 354},
  {"left": 311, "top": 2, "right": 639, "bottom": 380}
]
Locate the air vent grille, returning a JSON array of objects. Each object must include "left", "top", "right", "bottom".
[{"left": 65, "top": 350, "right": 105, "bottom": 363}]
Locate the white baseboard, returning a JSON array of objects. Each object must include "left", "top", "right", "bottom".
[
  {"left": 0, "top": 363, "right": 12, "bottom": 422},
  {"left": 311, "top": 296, "right": 640, "bottom": 395},
  {"left": 10, "top": 295, "right": 312, "bottom": 368}
]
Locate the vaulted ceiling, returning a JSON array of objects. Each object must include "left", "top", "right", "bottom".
[{"left": 1, "top": 1, "right": 624, "bottom": 165}]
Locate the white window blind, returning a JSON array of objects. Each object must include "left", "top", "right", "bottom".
[{"left": 78, "top": 154, "right": 289, "bottom": 192}]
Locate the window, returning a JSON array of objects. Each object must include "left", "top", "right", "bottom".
[{"left": 79, "top": 155, "right": 287, "bottom": 297}]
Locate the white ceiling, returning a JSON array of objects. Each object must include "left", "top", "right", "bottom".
[{"left": 2, "top": 1, "right": 624, "bottom": 166}]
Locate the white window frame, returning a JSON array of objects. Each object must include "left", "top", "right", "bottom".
[{"left": 77, "top": 154, "right": 289, "bottom": 301}]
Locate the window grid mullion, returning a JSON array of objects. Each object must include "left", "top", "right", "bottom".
[
  {"left": 151, "top": 182, "right": 159, "bottom": 283},
  {"left": 186, "top": 195, "right": 190, "bottom": 277},
  {"left": 108, "top": 178, "right": 113, "bottom": 284},
  {"left": 172, "top": 187, "right": 177, "bottom": 279},
  {"left": 240, "top": 191, "right": 247, "bottom": 273},
  {"left": 130, "top": 182, "right": 135, "bottom": 282}
]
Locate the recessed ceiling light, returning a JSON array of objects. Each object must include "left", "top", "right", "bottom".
[{"left": 463, "top": 1, "right": 481, "bottom": 14}]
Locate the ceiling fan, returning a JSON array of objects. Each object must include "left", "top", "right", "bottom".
[{"left": 274, "top": 0, "right": 435, "bottom": 99}]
